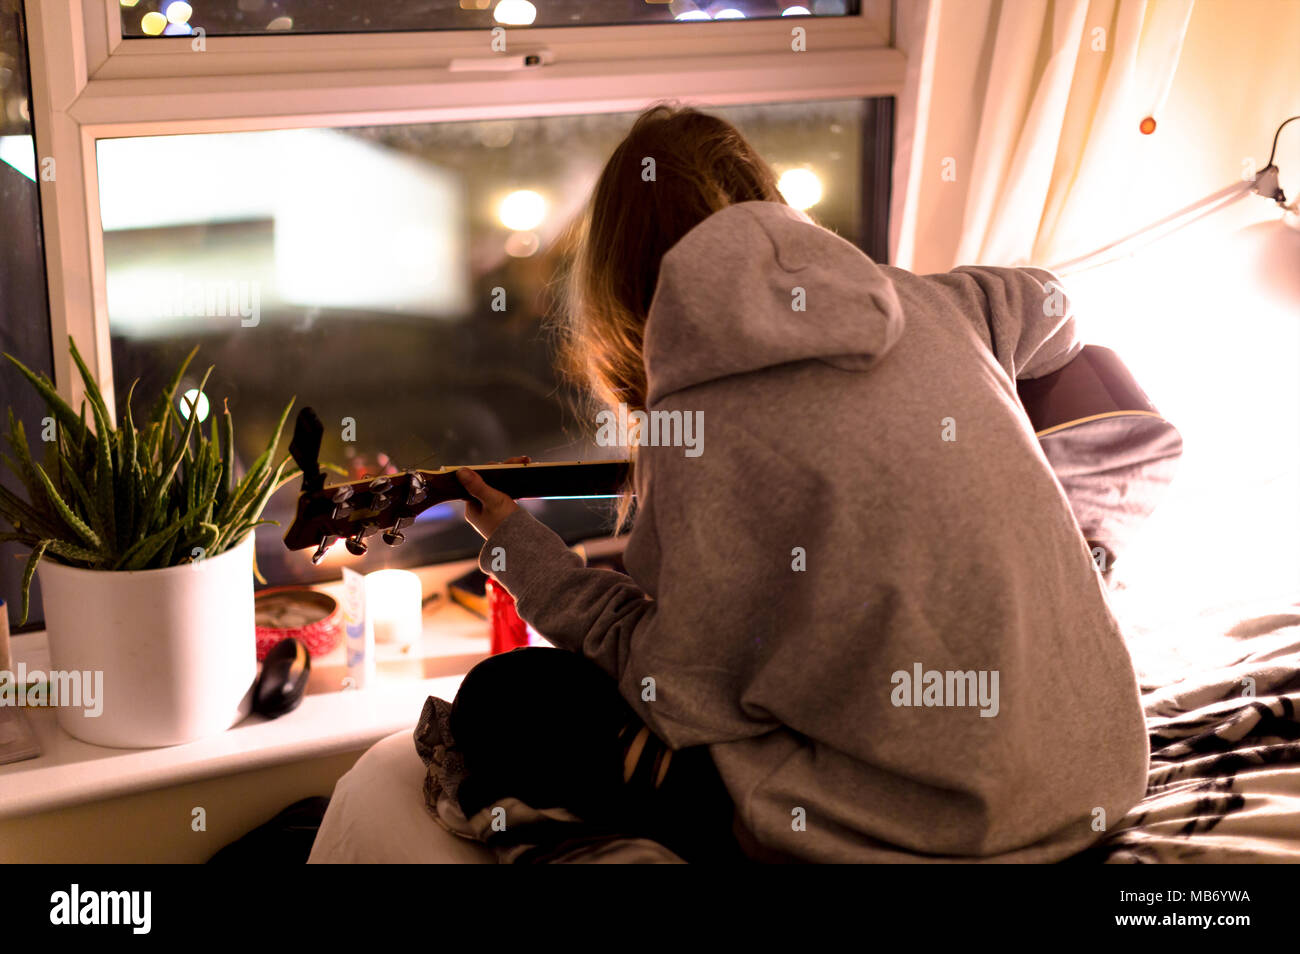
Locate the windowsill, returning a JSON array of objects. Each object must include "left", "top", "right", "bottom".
[{"left": 0, "top": 555, "right": 516, "bottom": 821}]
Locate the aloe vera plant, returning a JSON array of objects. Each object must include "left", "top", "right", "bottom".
[{"left": 0, "top": 338, "right": 296, "bottom": 624}]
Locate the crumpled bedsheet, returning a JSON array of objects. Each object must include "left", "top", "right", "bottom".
[{"left": 1087, "top": 598, "right": 1300, "bottom": 863}]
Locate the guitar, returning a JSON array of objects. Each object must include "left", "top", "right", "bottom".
[
  {"left": 280, "top": 409, "right": 629, "bottom": 563},
  {"left": 1016, "top": 344, "right": 1182, "bottom": 574},
  {"left": 282, "top": 345, "right": 1179, "bottom": 571}
]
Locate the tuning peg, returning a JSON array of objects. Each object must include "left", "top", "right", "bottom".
[
  {"left": 311, "top": 535, "right": 337, "bottom": 565},
  {"left": 382, "top": 517, "right": 411, "bottom": 546},
  {"left": 406, "top": 472, "right": 427, "bottom": 506},
  {"left": 368, "top": 476, "right": 392, "bottom": 493},
  {"left": 332, "top": 485, "right": 355, "bottom": 504},
  {"left": 346, "top": 524, "right": 375, "bottom": 556}
]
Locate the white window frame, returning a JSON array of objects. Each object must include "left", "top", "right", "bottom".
[{"left": 24, "top": 0, "right": 904, "bottom": 418}]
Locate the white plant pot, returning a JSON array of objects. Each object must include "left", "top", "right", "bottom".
[{"left": 37, "top": 531, "right": 258, "bottom": 748}]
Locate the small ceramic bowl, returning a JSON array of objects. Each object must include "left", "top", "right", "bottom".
[{"left": 254, "top": 587, "right": 343, "bottom": 661}]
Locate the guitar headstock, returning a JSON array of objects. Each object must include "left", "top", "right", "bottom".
[{"left": 283, "top": 470, "right": 443, "bottom": 564}]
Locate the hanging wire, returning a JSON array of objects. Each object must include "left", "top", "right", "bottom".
[
  {"left": 1049, "top": 115, "right": 1299, "bottom": 276},
  {"left": 1265, "top": 115, "right": 1300, "bottom": 168}
]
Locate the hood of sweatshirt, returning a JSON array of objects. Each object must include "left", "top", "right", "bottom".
[{"left": 643, "top": 200, "right": 906, "bottom": 405}]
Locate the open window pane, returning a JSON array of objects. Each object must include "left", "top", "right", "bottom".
[
  {"left": 120, "top": 0, "right": 861, "bottom": 37},
  {"left": 95, "top": 97, "right": 890, "bottom": 586}
]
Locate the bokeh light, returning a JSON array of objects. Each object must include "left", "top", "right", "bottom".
[
  {"left": 778, "top": 167, "right": 824, "bottom": 210},
  {"left": 497, "top": 189, "right": 547, "bottom": 231},
  {"left": 493, "top": 1, "right": 537, "bottom": 26},
  {"left": 163, "top": 1, "right": 193, "bottom": 24},
  {"left": 179, "top": 388, "right": 210, "bottom": 423}
]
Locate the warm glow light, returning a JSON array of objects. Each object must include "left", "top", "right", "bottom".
[
  {"left": 163, "top": 1, "right": 193, "bottom": 24},
  {"left": 178, "top": 388, "right": 210, "bottom": 423},
  {"left": 714, "top": 8, "right": 746, "bottom": 17},
  {"left": 266, "top": 15, "right": 293, "bottom": 30},
  {"left": 782, "top": 5, "right": 813, "bottom": 14},
  {"left": 675, "top": 10, "right": 711, "bottom": 20},
  {"left": 493, "top": 0, "right": 537, "bottom": 25},
  {"left": 1062, "top": 202, "right": 1300, "bottom": 623},
  {"left": 306, "top": 537, "right": 347, "bottom": 566},
  {"left": 364, "top": 570, "right": 422, "bottom": 649},
  {"left": 777, "top": 167, "right": 824, "bottom": 210},
  {"left": 140, "top": 11, "right": 168, "bottom": 34},
  {"left": 120, "top": 0, "right": 141, "bottom": 8},
  {"left": 497, "top": 189, "right": 547, "bottom": 231}
]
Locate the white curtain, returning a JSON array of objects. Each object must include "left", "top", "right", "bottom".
[
  {"left": 890, "top": 0, "right": 1197, "bottom": 273},
  {"left": 889, "top": 0, "right": 1300, "bottom": 620}
]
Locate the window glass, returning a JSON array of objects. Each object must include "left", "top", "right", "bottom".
[
  {"left": 120, "top": 1, "right": 859, "bottom": 38},
  {"left": 96, "top": 97, "right": 889, "bottom": 585},
  {"left": 0, "top": 1, "right": 54, "bottom": 630}
]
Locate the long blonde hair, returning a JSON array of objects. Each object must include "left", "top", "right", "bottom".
[{"left": 556, "top": 102, "right": 786, "bottom": 528}]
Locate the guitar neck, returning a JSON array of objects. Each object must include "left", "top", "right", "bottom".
[
  {"left": 282, "top": 459, "right": 630, "bottom": 553},
  {"left": 415, "top": 460, "right": 629, "bottom": 501}
]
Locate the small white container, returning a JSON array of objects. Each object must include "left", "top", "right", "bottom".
[
  {"left": 364, "top": 569, "right": 422, "bottom": 651},
  {"left": 37, "top": 532, "right": 258, "bottom": 748}
]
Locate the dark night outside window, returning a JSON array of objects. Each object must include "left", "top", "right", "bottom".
[{"left": 97, "top": 98, "right": 894, "bottom": 588}]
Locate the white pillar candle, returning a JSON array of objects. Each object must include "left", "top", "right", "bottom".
[{"left": 364, "top": 569, "right": 423, "bottom": 650}]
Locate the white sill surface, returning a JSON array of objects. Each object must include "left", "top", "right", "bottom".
[{"left": 0, "top": 558, "right": 525, "bottom": 821}]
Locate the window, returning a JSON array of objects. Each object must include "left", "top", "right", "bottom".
[
  {"left": 95, "top": 97, "right": 893, "bottom": 585},
  {"left": 0, "top": 2, "right": 53, "bottom": 629},
  {"left": 119, "top": 0, "right": 861, "bottom": 37},
  {"left": 21, "top": 0, "right": 899, "bottom": 593}
]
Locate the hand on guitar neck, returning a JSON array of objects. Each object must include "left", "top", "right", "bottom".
[{"left": 459, "top": 455, "right": 529, "bottom": 540}]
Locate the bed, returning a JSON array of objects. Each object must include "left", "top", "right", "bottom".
[
  {"left": 307, "top": 586, "right": 1300, "bottom": 864},
  {"left": 1083, "top": 592, "right": 1300, "bottom": 863}
]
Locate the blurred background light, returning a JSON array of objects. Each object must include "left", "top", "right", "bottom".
[
  {"left": 179, "top": 388, "right": 210, "bottom": 423},
  {"left": 497, "top": 189, "right": 547, "bottom": 231},
  {"left": 778, "top": 167, "right": 824, "bottom": 210},
  {"left": 493, "top": 1, "right": 537, "bottom": 25},
  {"left": 504, "top": 231, "right": 541, "bottom": 258},
  {"left": 163, "top": 1, "right": 193, "bottom": 24}
]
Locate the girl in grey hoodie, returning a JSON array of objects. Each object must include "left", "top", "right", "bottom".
[{"left": 454, "top": 104, "right": 1151, "bottom": 863}]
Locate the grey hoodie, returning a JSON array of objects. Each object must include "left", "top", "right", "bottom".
[{"left": 479, "top": 200, "right": 1149, "bottom": 862}]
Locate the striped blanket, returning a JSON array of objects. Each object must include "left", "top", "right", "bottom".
[{"left": 1088, "top": 597, "right": 1300, "bottom": 863}]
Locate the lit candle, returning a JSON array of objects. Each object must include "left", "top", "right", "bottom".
[{"left": 364, "top": 569, "right": 422, "bottom": 650}]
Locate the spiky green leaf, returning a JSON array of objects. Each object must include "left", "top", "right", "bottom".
[
  {"left": 33, "top": 463, "right": 102, "bottom": 551},
  {"left": 18, "top": 540, "right": 49, "bottom": 625},
  {"left": 1, "top": 353, "right": 84, "bottom": 440},
  {"left": 114, "top": 499, "right": 207, "bottom": 571}
]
